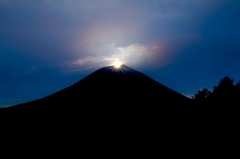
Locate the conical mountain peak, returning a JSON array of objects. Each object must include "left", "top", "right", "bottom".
[
  {"left": 1, "top": 65, "right": 191, "bottom": 115},
  {"left": 97, "top": 64, "right": 139, "bottom": 75}
]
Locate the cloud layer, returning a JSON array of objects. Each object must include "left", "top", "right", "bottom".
[
  {"left": 72, "top": 42, "right": 166, "bottom": 70},
  {"left": 0, "top": 0, "right": 229, "bottom": 73}
]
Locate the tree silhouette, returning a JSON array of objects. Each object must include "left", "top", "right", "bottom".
[
  {"left": 213, "top": 76, "right": 235, "bottom": 94},
  {"left": 236, "top": 80, "right": 240, "bottom": 89},
  {"left": 193, "top": 76, "right": 239, "bottom": 105},
  {"left": 212, "top": 76, "right": 236, "bottom": 104},
  {"left": 192, "top": 88, "right": 211, "bottom": 104}
]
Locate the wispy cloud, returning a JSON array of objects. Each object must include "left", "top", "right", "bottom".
[
  {"left": 0, "top": 0, "right": 228, "bottom": 73},
  {"left": 71, "top": 41, "right": 170, "bottom": 71}
]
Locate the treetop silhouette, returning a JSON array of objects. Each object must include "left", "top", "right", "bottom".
[{"left": 193, "top": 76, "right": 240, "bottom": 105}]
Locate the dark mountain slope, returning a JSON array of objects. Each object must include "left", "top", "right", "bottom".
[
  {"left": 1, "top": 65, "right": 234, "bottom": 156},
  {"left": 1, "top": 65, "right": 192, "bottom": 120}
]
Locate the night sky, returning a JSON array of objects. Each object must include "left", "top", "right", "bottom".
[{"left": 1, "top": 0, "right": 240, "bottom": 107}]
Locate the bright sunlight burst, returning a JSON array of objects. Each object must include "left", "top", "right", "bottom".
[{"left": 112, "top": 62, "right": 122, "bottom": 68}]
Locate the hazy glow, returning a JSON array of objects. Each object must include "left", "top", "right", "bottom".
[
  {"left": 112, "top": 61, "right": 122, "bottom": 68},
  {"left": 72, "top": 42, "right": 169, "bottom": 72}
]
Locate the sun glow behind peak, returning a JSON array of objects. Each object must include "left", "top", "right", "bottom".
[{"left": 112, "top": 61, "right": 122, "bottom": 68}]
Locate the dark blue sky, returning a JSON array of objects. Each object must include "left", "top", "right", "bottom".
[{"left": 1, "top": 0, "right": 240, "bottom": 107}]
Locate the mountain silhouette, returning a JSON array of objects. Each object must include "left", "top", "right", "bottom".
[
  {"left": 1, "top": 64, "right": 194, "bottom": 141},
  {"left": 1, "top": 65, "right": 234, "bottom": 155},
  {"left": 1, "top": 65, "right": 191, "bottom": 115}
]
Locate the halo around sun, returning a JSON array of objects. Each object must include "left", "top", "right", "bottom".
[{"left": 112, "top": 61, "right": 122, "bottom": 68}]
